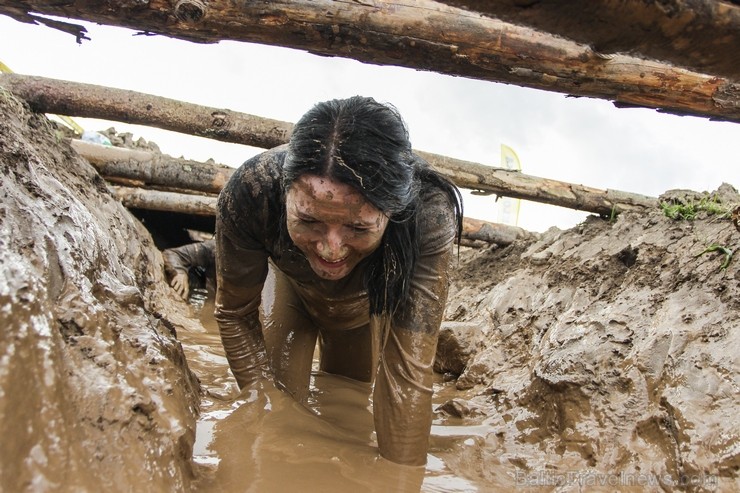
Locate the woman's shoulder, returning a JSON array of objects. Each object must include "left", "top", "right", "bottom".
[
  {"left": 419, "top": 182, "right": 458, "bottom": 222},
  {"left": 229, "top": 145, "right": 289, "bottom": 196},
  {"left": 417, "top": 186, "right": 458, "bottom": 252},
  {"left": 218, "top": 146, "right": 288, "bottom": 246}
]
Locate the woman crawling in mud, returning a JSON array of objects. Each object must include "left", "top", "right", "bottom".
[{"left": 215, "top": 96, "right": 463, "bottom": 466}]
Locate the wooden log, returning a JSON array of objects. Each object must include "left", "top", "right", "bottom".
[
  {"left": 439, "top": 0, "right": 740, "bottom": 81},
  {"left": 108, "top": 185, "right": 530, "bottom": 246},
  {"left": 0, "top": 74, "right": 292, "bottom": 149},
  {"left": 2, "top": 72, "right": 659, "bottom": 216},
  {"left": 1, "top": 1, "right": 738, "bottom": 122},
  {"left": 0, "top": 74, "right": 655, "bottom": 216},
  {"left": 109, "top": 186, "right": 218, "bottom": 216},
  {"left": 419, "top": 151, "right": 659, "bottom": 214},
  {"left": 457, "top": 238, "right": 489, "bottom": 249},
  {"left": 462, "top": 217, "right": 535, "bottom": 245},
  {"left": 71, "top": 139, "right": 233, "bottom": 194},
  {"left": 70, "top": 137, "right": 658, "bottom": 217},
  {"left": 0, "top": 74, "right": 660, "bottom": 215}
]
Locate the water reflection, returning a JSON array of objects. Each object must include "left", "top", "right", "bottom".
[{"left": 181, "top": 293, "right": 487, "bottom": 493}]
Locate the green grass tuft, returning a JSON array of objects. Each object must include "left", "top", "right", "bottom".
[{"left": 661, "top": 197, "right": 734, "bottom": 221}]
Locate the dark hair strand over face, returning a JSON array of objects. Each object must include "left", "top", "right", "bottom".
[{"left": 283, "top": 96, "right": 463, "bottom": 316}]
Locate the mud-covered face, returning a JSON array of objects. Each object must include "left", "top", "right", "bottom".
[{"left": 286, "top": 174, "right": 389, "bottom": 281}]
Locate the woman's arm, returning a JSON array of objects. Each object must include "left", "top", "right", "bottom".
[
  {"left": 214, "top": 150, "right": 283, "bottom": 388},
  {"left": 214, "top": 225, "right": 272, "bottom": 388},
  {"left": 163, "top": 240, "right": 216, "bottom": 299},
  {"left": 373, "top": 192, "right": 456, "bottom": 465}
]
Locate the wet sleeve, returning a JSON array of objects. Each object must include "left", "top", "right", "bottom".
[
  {"left": 162, "top": 242, "right": 203, "bottom": 278},
  {"left": 214, "top": 163, "right": 273, "bottom": 388},
  {"left": 373, "top": 192, "right": 457, "bottom": 466},
  {"left": 200, "top": 239, "right": 217, "bottom": 282},
  {"left": 214, "top": 225, "right": 270, "bottom": 388},
  {"left": 190, "top": 239, "right": 216, "bottom": 271}
]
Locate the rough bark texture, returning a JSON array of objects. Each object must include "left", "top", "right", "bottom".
[
  {"left": 0, "top": 0, "right": 738, "bottom": 122},
  {"left": 441, "top": 0, "right": 740, "bottom": 80},
  {"left": 0, "top": 88, "right": 201, "bottom": 492},
  {"left": 0, "top": 73, "right": 659, "bottom": 216},
  {"left": 69, "top": 133, "right": 657, "bottom": 216}
]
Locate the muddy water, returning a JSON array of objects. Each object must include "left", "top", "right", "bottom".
[{"left": 178, "top": 292, "right": 489, "bottom": 492}]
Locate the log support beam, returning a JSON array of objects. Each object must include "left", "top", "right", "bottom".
[
  {"left": 439, "top": 0, "right": 740, "bottom": 81},
  {"left": 70, "top": 134, "right": 658, "bottom": 219},
  {"left": 0, "top": 74, "right": 658, "bottom": 217},
  {"left": 1, "top": 0, "right": 739, "bottom": 122}
]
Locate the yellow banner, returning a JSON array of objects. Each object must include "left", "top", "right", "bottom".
[{"left": 497, "top": 144, "right": 522, "bottom": 226}]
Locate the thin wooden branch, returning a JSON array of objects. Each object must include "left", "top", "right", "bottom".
[
  {"left": 439, "top": 0, "right": 740, "bottom": 81},
  {"left": 0, "top": 1, "right": 738, "bottom": 122}
]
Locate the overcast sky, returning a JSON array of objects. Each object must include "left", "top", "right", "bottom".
[{"left": 2, "top": 15, "right": 739, "bottom": 232}]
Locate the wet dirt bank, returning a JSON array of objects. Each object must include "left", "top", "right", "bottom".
[
  {"left": 0, "top": 91, "right": 200, "bottom": 490},
  {"left": 438, "top": 188, "right": 740, "bottom": 491},
  {"left": 1, "top": 88, "right": 738, "bottom": 492}
]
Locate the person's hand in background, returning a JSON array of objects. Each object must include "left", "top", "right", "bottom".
[{"left": 170, "top": 271, "right": 189, "bottom": 299}]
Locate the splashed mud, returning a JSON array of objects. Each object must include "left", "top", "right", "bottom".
[{"left": 1, "top": 89, "right": 738, "bottom": 492}]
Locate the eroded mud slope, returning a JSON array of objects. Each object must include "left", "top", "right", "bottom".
[
  {"left": 0, "top": 91, "right": 201, "bottom": 491},
  {"left": 441, "top": 188, "right": 739, "bottom": 490}
]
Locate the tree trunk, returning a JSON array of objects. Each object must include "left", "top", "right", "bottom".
[
  {"left": 1, "top": 1, "right": 738, "bottom": 122},
  {"left": 439, "top": 0, "right": 740, "bottom": 81}
]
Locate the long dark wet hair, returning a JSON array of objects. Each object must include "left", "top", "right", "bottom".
[{"left": 282, "top": 96, "right": 463, "bottom": 316}]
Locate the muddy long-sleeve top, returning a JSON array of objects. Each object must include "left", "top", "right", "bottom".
[
  {"left": 215, "top": 145, "right": 456, "bottom": 465},
  {"left": 162, "top": 239, "right": 216, "bottom": 283}
]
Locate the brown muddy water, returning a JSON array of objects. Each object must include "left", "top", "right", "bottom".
[{"left": 180, "top": 290, "right": 491, "bottom": 493}]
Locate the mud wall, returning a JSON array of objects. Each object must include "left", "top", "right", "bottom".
[
  {"left": 443, "top": 193, "right": 739, "bottom": 490},
  {"left": 0, "top": 91, "right": 201, "bottom": 491}
]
